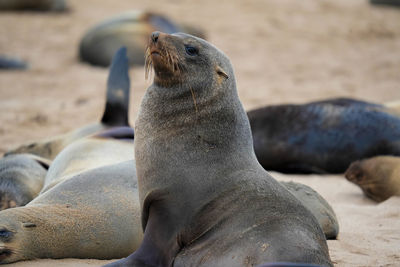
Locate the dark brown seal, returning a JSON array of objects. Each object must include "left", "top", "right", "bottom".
[
  {"left": 247, "top": 98, "right": 400, "bottom": 174},
  {"left": 107, "top": 32, "right": 332, "bottom": 267},
  {"left": 345, "top": 155, "right": 400, "bottom": 202}
]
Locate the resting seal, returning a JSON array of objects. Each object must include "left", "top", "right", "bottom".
[
  {"left": 0, "top": 55, "right": 28, "bottom": 70},
  {"left": 345, "top": 155, "right": 400, "bottom": 202},
  {"left": 79, "top": 10, "right": 206, "bottom": 67},
  {"left": 0, "top": 128, "right": 141, "bottom": 264},
  {"left": 0, "top": 154, "right": 49, "bottom": 210},
  {"left": 247, "top": 98, "right": 400, "bottom": 174},
  {"left": 370, "top": 0, "right": 400, "bottom": 7},
  {"left": 0, "top": 0, "right": 67, "bottom": 11},
  {"left": 108, "top": 32, "right": 332, "bottom": 267}
]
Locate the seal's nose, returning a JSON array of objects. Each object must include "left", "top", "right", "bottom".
[{"left": 151, "top": 32, "right": 160, "bottom": 43}]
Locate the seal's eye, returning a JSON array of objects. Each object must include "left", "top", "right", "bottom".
[
  {"left": 185, "top": 45, "right": 198, "bottom": 56},
  {"left": 0, "top": 230, "right": 11, "bottom": 239}
]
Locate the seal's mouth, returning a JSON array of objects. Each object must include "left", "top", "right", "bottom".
[
  {"left": 0, "top": 248, "right": 12, "bottom": 261},
  {"left": 145, "top": 32, "right": 185, "bottom": 84},
  {"left": 150, "top": 49, "right": 161, "bottom": 57}
]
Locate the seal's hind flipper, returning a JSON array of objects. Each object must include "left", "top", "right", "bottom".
[{"left": 101, "top": 47, "right": 131, "bottom": 126}]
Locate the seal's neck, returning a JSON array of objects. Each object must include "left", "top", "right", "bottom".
[
  {"left": 135, "top": 82, "right": 256, "bottom": 166},
  {"left": 133, "top": 81, "right": 261, "bottom": 266}
]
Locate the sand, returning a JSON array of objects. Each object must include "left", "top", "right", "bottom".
[{"left": 1, "top": 0, "right": 399, "bottom": 266}]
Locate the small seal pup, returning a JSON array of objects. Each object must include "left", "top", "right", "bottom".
[
  {"left": 0, "top": 154, "right": 49, "bottom": 210},
  {"left": 345, "top": 155, "right": 400, "bottom": 202},
  {"left": 108, "top": 32, "right": 332, "bottom": 267},
  {"left": 79, "top": 10, "right": 206, "bottom": 67},
  {"left": 0, "top": 129, "right": 141, "bottom": 264},
  {"left": 5, "top": 46, "right": 131, "bottom": 160},
  {"left": 247, "top": 98, "right": 400, "bottom": 174}
]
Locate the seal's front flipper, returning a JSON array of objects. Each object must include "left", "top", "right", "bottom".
[{"left": 101, "top": 47, "right": 131, "bottom": 126}]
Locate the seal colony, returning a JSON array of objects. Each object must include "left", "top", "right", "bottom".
[
  {"left": 0, "top": 47, "right": 132, "bottom": 211},
  {"left": 108, "top": 32, "right": 332, "bottom": 266},
  {"left": 0, "top": 136, "right": 141, "bottom": 264},
  {"left": 247, "top": 98, "right": 400, "bottom": 174},
  {"left": 0, "top": 48, "right": 143, "bottom": 264}
]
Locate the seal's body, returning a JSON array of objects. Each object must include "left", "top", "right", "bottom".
[
  {"left": 248, "top": 98, "right": 400, "bottom": 174},
  {"left": 108, "top": 32, "right": 331, "bottom": 267},
  {"left": 0, "top": 154, "right": 48, "bottom": 210},
  {"left": 345, "top": 155, "right": 400, "bottom": 202},
  {"left": 281, "top": 181, "right": 338, "bottom": 240},
  {"left": 79, "top": 10, "right": 205, "bottom": 67},
  {"left": 41, "top": 129, "right": 135, "bottom": 193}
]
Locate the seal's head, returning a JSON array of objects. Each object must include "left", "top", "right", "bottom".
[
  {"left": 145, "top": 31, "right": 230, "bottom": 89},
  {"left": 345, "top": 157, "right": 396, "bottom": 202},
  {"left": 0, "top": 210, "right": 27, "bottom": 264},
  {"left": 0, "top": 154, "right": 47, "bottom": 210}
]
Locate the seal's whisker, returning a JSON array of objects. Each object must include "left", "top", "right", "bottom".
[
  {"left": 189, "top": 86, "right": 198, "bottom": 114},
  {"left": 144, "top": 47, "right": 153, "bottom": 80}
]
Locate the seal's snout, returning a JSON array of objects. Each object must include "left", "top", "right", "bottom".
[
  {"left": 0, "top": 248, "right": 12, "bottom": 261},
  {"left": 345, "top": 162, "right": 364, "bottom": 184},
  {"left": 151, "top": 31, "right": 160, "bottom": 43}
]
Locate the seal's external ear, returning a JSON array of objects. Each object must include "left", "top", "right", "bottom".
[
  {"left": 22, "top": 222, "right": 36, "bottom": 228},
  {"left": 216, "top": 66, "right": 229, "bottom": 80}
]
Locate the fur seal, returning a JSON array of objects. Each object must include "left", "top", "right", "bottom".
[
  {"left": 108, "top": 32, "right": 332, "bottom": 267},
  {"left": 79, "top": 10, "right": 206, "bottom": 67},
  {"left": 0, "top": 47, "right": 131, "bottom": 212},
  {"left": 0, "top": 0, "right": 67, "bottom": 11},
  {"left": 370, "top": 0, "right": 400, "bottom": 7},
  {"left": 5, "top": 46, "right": 131, "bottom": 160},
  {"left": 0, "top": 154, "right": 49, "bottom": 210},
  {"left": 280, "top": 181, "right": 339, "bottom": 240},
  {"left": 247, "top": 98, "right": 400, "bottom": 174},
  {"left": 0, "top": 136, "right": 141, "bottom": 264},
  {"left": 0, "top": 55, "right": 28, "bottom": 70},
  {"left": 345, "top": 155, "right": 400, "bottom": 202}
]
